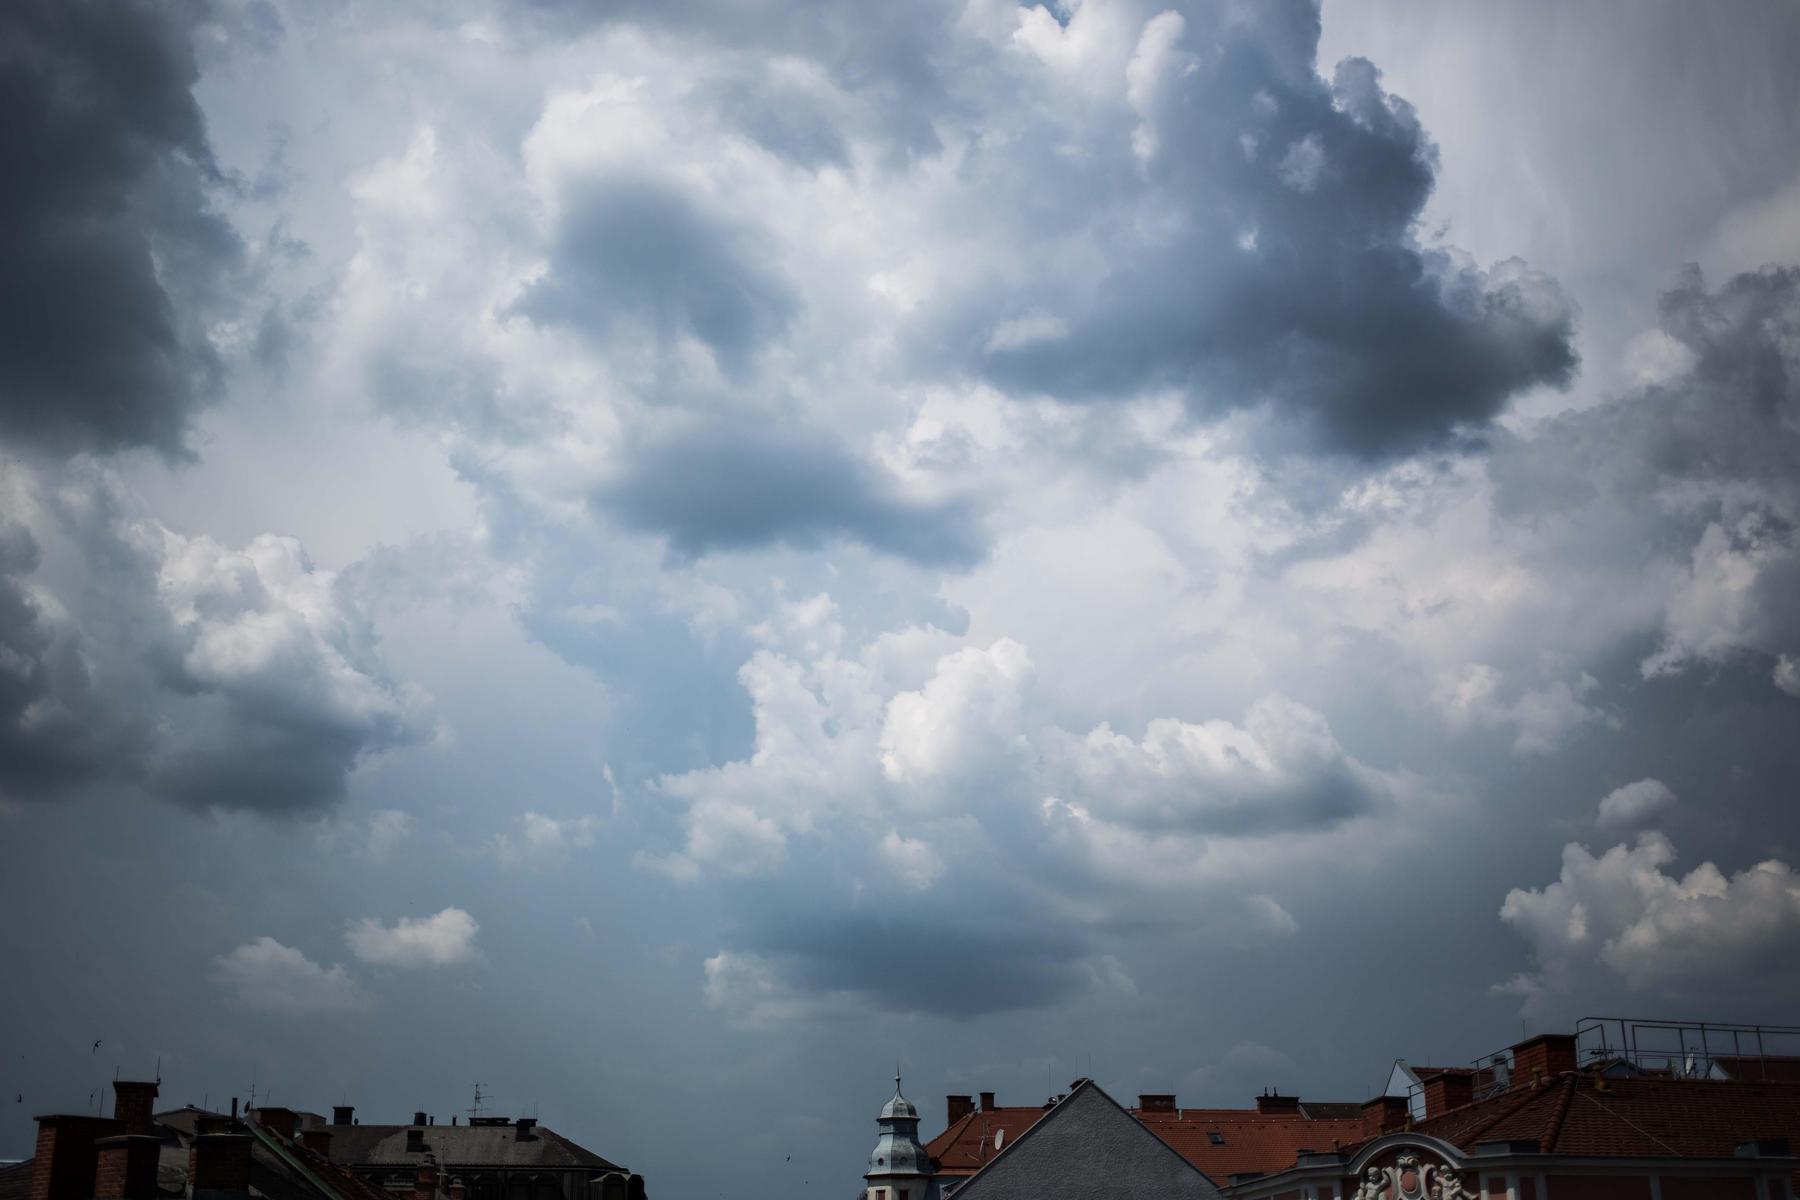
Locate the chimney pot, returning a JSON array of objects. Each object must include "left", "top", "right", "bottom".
[
  {"left": 979, "top": 1092, "right": 996, "bottom": 1111},
  {"left": 332, "top": 1106, "right": 355, "bottom": 1127}
]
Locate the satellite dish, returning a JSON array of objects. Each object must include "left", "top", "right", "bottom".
[{"left": 993, "top": 1131, "right": 1004, "bottom": 1151}]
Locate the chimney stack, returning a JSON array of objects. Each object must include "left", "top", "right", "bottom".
[
  {"left": 29, "top": 1115, "right": 124, "bottom": 1200},
  {"left": 1421, "top": 1071, "right": 1474, "bottom": 1116},
  {"left": 979, "top": 1092, "right": 996, "bottom": 1111},
  {"left": 406, "top": 1129, "right": 426, "bottom": 1152},
  {"left": 301, "top": 1130, "right": 333, "bottom": 1157},
  {"left": 1359, "top": 1095, "right": 1408, "bottom": 1138},
  {"left": 414, "top": 1162, "right": 439, "bottom": 1200},
  {"left": 1137, "top": 1095, "right": 1177, "bottom": 1114},
  {"left": 332, "top": 1107, "right": 354, "bottom": 1127},
  {"left": 1511, "top": 1034, "right": 1577, "bottom": 1084},
  {"left": 111, "top": 1082, "right": 159, "bottom": 1136},
  {"left": 946, "top": 1095, "right": 974, "bottom": 1124},
  {"left": 514, "top": 1119, "right": 537, "bottom": 1141},
  {"left": 190, "top": 1132, "right": 254, "bottom": 1195},
  {"left": 413, "top": 1112, "right": 428, "bottom": 1127},
  {"left": 449, "top": 1180, "right": 466, "bottom": 1200},
  {"left": 1255, "top": 1091, "right": 1300, "bottom": 1114},
  {"left": 95, "top": 1136, "right": 162, "bottom": 1199},
  {"left": 256, "top": 1108, "right": 300, "bottom": 1141}
]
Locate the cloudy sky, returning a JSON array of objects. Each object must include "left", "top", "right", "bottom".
[{"left": 4, "top": 0, "right": 1800, "bottom": 1193}]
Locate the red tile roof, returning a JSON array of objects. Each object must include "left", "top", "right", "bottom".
[
  {"left": 1402, "top": 1073, "right": 1800, "bottom": 1160},
  {"left": 924, "top": 1101, "right": 1366, "bottom": 1185},
  {"left": 924, "top": 1107, "right": 1051, "bottom": 1176},
  {"left": 1134, "top": 1108, "right": 1367, "bottom": 1183}
]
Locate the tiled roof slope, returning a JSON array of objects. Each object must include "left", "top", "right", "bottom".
[
  {"left": 1405, "top": 1074, "right": 1800, "bottom": 1159},
  {"left": 924, "top": 1108, "right": 1049, "bottom": 1175},
  {"left": 323, "top": 1125, "right": 621, "bottom": 1171},
  {"left": 1135, "top": 1109, "right": 1366, "bottom": 1183},
  {"left": 925, "top": 1101, "right": 1365, "bottom": 1185},
  {"left": 950, "top": 1083, "right": 1221, "bottom": 1200}
]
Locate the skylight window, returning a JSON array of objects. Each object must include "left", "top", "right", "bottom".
[{"left": 1208, "top": 1131, "right": 1224, "bottom": 1145}]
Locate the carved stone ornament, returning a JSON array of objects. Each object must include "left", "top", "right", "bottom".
[{"left": 1350, "top": 1153, "right": 1471, "bottom": 1200}]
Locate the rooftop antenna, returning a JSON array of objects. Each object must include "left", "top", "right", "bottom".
[{"left": 466, "top": 1083, "right": 484, "bottom": 1122}]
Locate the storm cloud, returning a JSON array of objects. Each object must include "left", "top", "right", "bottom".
[
  {"left": 597, "top": 422, "right": 985, "bottom": 564},
  {"left": 0, "top": 0, "right": 238, "bottom": 456}
]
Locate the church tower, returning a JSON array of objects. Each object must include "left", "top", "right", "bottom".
[{"left": 863, "top": 1075, "right": 939, "bottom": 1200}]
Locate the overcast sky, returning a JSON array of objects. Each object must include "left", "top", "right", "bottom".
[{"left": 4, "top": 0, "right": 1800, "bottom": 1194}]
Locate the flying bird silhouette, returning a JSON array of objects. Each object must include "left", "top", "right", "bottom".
[{"left": 92, "top": 1040, "right": 101, "bottom": 1053}]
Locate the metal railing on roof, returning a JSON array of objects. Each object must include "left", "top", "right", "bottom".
[{"left": 1573, "top": 1016, "right": 1800, "bottom": 1082}]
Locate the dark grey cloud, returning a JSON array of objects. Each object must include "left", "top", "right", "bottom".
[
  {"left": 934, "top": 4, "right": 1576, "bottom": 459},
  {"left": 0, "top": 521, "right": 118, "bottom": 800},
  {"left": 742, "top": 906, "right": 1092, "bottom": 1018},
  {"left": 0, "top": 0, "right": 239, "bottom": 457},
  {"left": 0, "top": 468, "right": 427, "bottom": 812},
  {"left": 1491, "top": 265, "right": 1800, "bottom": 679},
  {"left": 514, "top": 176, "right": 796, "bottom": 376},
  {"left": 596, "top": 422, "right": 985, "bottom": 565}
]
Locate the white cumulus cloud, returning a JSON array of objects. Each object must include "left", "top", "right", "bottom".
[
  {"left": 345, "top": 907, "right": 480, "bottom": 967},
  {"left": 211, "top": 938, "right": 365, "bottom": 1016}
]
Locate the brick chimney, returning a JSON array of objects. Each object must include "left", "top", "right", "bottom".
[
  {"left": 514, "top": 1119, "right": 537, "bottom": 1142},
  {"left": 1511, "top": 1034, "right": 1577, "bottom": 1084},
  {"left": 1255, "top": 1091, "right": 1300, "bottom": 1114},
  {"left": 190, "top": 1132, "right": 253, "bottom": 1194},
  {"left": 95, "top": 1135, "right": 162, "bottom": 1199},
  {"left": 332, "top": 1107, "right": 354, "bottom": 1127},
  {"left": 1137, "top": 1095, "right": 1177, "bottom": 1114},
  {"left": 448, "top": 1180, "right": 466, "bottom": 1200},
  {"left": 110, "top": 1082, "right": 159, "bottom": 1136},
  {"left": 30, "top": 1115, "right": 124, "bottom": 1200},
  {"left": 946, "top": 1095, "right": 974, "bottom": 1124},
  {"left": 979, "top": 1092, "right": 996, "bottom": 1111},
  {"left": 1420, "top": 1071, "right": 1474, "bottom": 1116},
  {"left": 256, "top": 1107, "right": 300, "bottom": 1141},
  {"left": 1359, "top": 1095, "right": 1408, "bottom": 1138},
  {"left": 301, "top": 1130, "right": 333, "bottom": 1156},
  {"left": 414, "top": 1162, "right": 439, "bottom": 1200}
]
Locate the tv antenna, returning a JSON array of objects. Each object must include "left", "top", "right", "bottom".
[{"left": 466, "top": 1083, "right": 485, "bottom": 1121}]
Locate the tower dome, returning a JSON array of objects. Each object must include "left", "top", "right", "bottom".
[{"left": 863, "top": 1075, "right": 937, "bottom": 1200}]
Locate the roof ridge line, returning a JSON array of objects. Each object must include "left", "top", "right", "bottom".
[{"left": 1538, "top": 1074, "right": 1577, "bottom": 1150}]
